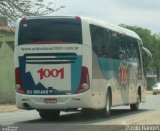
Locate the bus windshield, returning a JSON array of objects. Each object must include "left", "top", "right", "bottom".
[{"left": 18, "top": 18, "right": 82, "bottom": 45}]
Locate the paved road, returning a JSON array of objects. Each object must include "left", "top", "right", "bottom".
[{"left": 0, "top": 95, "right": 160, "bottom": 131}]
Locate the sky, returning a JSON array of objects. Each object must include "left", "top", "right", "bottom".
[{"left": 51, "top": 0, "right": 160, "bottom": 34}]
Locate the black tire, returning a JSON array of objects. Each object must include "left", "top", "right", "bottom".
[
  {"left": 102, "top": 90, "right": 111, "bottom": 117},
  {"left": 130, "top": 94, "right": 140, "bottom": 111},
  {"left": 38, "top": 110, "right": 60, "bottom": 120}
]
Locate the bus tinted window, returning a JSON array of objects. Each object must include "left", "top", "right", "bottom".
[
  {"left": 90, "top": 24, "right": 141, "bottom": 61},
  {"left": 110, "top": 31, "right": 120, "bottom": 59},
  {"left": 90, "top": 24, "right": 112, "bottom": 57},
  {"left": 90, "top": 24, "right": 105, "bottom": 57},
  {"left": 90, "top": 24, "right": 119, "bottom": 59},
  {"left": 18, "top": 18, "right": 82, "bottom": 45}
]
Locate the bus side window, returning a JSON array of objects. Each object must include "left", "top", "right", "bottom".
[
  {"left": 90, "top": 24, "right": 99, "bottom": 56},
  {"left": 126, "top": 37, "right": 134, "bottom": 61},
  {"left": 118, "top": 34, "right": 128, "bottom": 60},
  {"left": 132, "top": 38, "right": 142, "bottom": 78},
  {"left": 90, "top": 24, "right": 105, "bottom": 57},
  {"left": 101, "top": 29, "right": 110, "bottom": 58},
  {"left": 110, "top": 31, "right": 119, "bottom": 59},
  {"left": 133, "top": 39, "right": 141, "bottom": 63}
]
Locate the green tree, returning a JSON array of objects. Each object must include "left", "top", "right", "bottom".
[
  {"left": 0, "top": 0, "right": 65, "bottom": 25},
  {"left": 120, "top": 24, "right": 160, "bottom": 80}
]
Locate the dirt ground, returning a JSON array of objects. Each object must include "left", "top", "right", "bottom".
[{"left": 0, "top": 104, "right": 21, "bottom": 113}]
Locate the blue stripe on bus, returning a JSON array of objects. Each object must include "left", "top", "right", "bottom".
[
  {"left": 19, "top": 57, "right": 46, "bottom": 91},
  {"left": 71, "top": 55, "right": 82, "bottom": 94},
  {"left": 99, "top": 57, "right": 120, "bottom": 79}
]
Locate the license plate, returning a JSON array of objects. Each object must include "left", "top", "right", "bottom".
[{"left": 44, "top": 98, "right": 57, "bottom": 104}]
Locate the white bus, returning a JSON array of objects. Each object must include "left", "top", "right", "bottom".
[{"left": 14, "top": 16, "right": 150, "bottom": 119}]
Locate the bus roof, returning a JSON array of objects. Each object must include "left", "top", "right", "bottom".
[{"left": 19, "top": 16, "right": 142, "bottom": 41}]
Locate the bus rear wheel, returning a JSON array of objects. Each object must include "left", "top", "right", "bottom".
[{"left": 38, "top": 110, "right": 60, "bottom": 120}]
